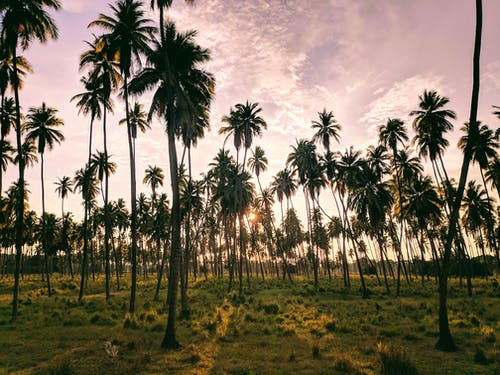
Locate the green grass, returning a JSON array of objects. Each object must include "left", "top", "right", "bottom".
[{"left": 0, "top": 274, "right": 498, "bottom": 374}]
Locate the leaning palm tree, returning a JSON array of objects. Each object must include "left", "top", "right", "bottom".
[
  {"left": 436, "top": 0, "right": 482, "bottom": 352},
  {"left": 0, "top": 0, "right": 61, "bottom": 321},
  {"left": 90, "top": 0, "right": 155, "bottom": 314},
  {"left": 311, "top": 108, "right": 341, "bottom": 152},
  {"left": 54, "top": 176, "right": 73, "bottom": 218},
  {"left": 128, "top": 21, "right": 214, "bottom": 348},
  {"left": 24, "top": 102, "right": 64, "bottom": 296}
]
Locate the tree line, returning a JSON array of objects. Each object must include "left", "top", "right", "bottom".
[{"left": 0, "top": 0, "right": 494, "bottom": 352}]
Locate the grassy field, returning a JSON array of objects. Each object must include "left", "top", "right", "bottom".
[{"left": 0, "top": 274, "right": 498, "bottom": 374}]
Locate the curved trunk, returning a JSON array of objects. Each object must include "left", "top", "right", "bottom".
[
  {"left": 41, "top": 153, "right": 51, "bottom": 296},
  {"left": 437, "top": 0, "right": 482, "bottom": 352}
]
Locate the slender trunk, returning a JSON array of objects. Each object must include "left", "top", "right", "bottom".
[
  {"left": 437, "top": 0, "right": 482, "bottom": 352},
  {"left": 41, "top": 153, "right": 51, "bottom": 296},
  {"left": 11, "top": 46, "right": 25, "bottom": 321},
  {"left": 103, "top": 107, "right": 111, "bottom": 301},
  {"left": 162, "top": 102, "right": 182, "bottom": 349}
]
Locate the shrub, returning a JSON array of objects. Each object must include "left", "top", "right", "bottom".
[
  {"left": 480, "top": 326, "right": 496, "bottom": 343},
  {"left": 377, "top": 342, "right": 417, "bottom": 375},
  {"left": 262, "top": 303, "right": 279, "bottom": 315},
  {"left": 123, "top": 313, "right": 139, "bottom": 329},
  {"left": 473, "top": 347, "right": 488, "bottom": 365},
  {"left": 47, "top": 357, "right": 72, "bottom": 375}
]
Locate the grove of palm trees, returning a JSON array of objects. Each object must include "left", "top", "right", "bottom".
[{"left": 0, "top": 0, "right": 498, "bottom": 374}]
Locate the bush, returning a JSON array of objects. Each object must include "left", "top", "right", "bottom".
[
  {"left": 262, "top": 303, "right": 279, "bottom": 315},
  {"left": 473, "top": 347, "right": 488, "bottom": 365},
  {"left": 377, "top": 342, "right": 417, "bottom": 375},
  {"left": 47, "top": 357, "right": 72, "bottom": 375}
]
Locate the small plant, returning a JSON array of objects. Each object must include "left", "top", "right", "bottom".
[
  {"left": 325, "top": 320, "right": 336, "bottom": 332},
  {"left": 332, "top": 356, "right": 360, "bottom": 374},
  {"left": 123, "top": 313, "right": 139, "bottom": 329},
  {"left": 312, "top": 345, "right": 320, "bottom": 359},
  {"left": 103, "top": 341, "right": 119, "bottom": 358},
  {"left": 48, "top": 357, "right": 72, "bottom": 375},
  {"left": 473, "top": 347, "right": 488, "bottom": 365},
  {"left": 262, "top": 303, "right": 279, "bottom": 314},
  {"left": 376, "top": 342, "right": 417, "bottom": 375}
]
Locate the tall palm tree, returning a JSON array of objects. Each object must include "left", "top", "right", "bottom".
[
  {"left": 90, "top": 0, "right": 155, "bottom": 314},
  {"left": 0, "top": 139, "right": 14, "bottom": 193},
  {"left": 0, "top": 0, "right": 61, "bottom": 321},
  {"left": 0, "top": 97, "right": 18, "bottom": 194},
  {"left": 24, "top": 102, "right": 64, "bottom": 296},
  {"left": 90, "top": 149, "right": 117, "bottom": 299},
  {"left": 437, "top": 0, "right": 482, "bottom": 352},
  {"left": 312, "top": 109, "right": 341, "bottom": 152},
  {"left": 378, "top": 117, "right": 408, "bottom": 294},
  {"left": 128, "top": 21, "right": 214, "bottom": 347},
  {"left": 54, "top": 176, "right": 73, "bottom": 218}
]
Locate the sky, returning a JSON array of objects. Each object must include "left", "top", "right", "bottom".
[{"left": 3, "top": 0, "right": 500, "bottom": 221}]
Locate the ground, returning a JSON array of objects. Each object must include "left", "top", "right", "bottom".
[{"left": 0, "top": 274, "right": 498, "bottom": 374}]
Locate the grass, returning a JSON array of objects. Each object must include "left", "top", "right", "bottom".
[{"left": 0, "top": 274, "right": 498, "bottom": 374}]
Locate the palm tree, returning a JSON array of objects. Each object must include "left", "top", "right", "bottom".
[
  {"left": 461, "top": 181, "right": 492, "bottom": 273},
  {"left": 54, "top": 176, "right": 73, "bottom": 218},
  {"left": 0, "top": 139, "right": 14, "bottom": 193},
  {"left": 0, "top": 0, "right": 61, "bottom": 321},
  {"left": 90, "top": 0, "right": 155, "bottom": 314},
  {"left": 144, "top": 165, "right": 164, "bottom": 200},
  {"left": 436, "top": 0, "right": 482, "bottom": 352},
  {"left": 220, "top": 101, "right": 267, "bottom": 166},
  {"left": 458, "top": 121, "right": 498, "bottom": 258},
  {"left": 312, "top": 109, "right": 341, "bottom": 152},
  {"left": 24, "top": 102, "right": 64, "bottom": 296},
  {"left": 410, "top": 90, "right": 456, "bottom": 191},
  {"left": 90, "top": 150, "right": 117, "bottom": 299},
  {"left": 128, "top": 20, "right": 214, "bottom": 347},
  {"left": 378, "top": 117, "right": 408, "bottom": 294},
  {"left": 0, "top": 97, "right": 17, "bottom": 194}
]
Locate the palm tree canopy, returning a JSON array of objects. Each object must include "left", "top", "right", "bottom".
[
  {"left": 247, "top": 146, "right": 268, "bottom": 178},
  {"left": 410, "top": 90, "right": 456, "bottom": 161},
  {"left": 89, "top": 0, "right": 155, "bottom": 76},
  {"left": 14, "top": 140, "right": 38, "bottom": 168},
  {"left": 220, "top": 101, "right": 267, "bottom": 152},
  {"left": 24, "top": 102, "right": 64, "bottom": 154},
  {"left": 119, "top": 102, "right": 149, "bottom": 138},
  {"left": 0, "top": 0, "right": 60, "bottom": 51},
  {"left": 378, "top": 118, "right": 408, "bottom": 153},
  {"left": 128, "top": 21, "right": 214, "bottom": 140},
  {"left": 54, "top": 175, "right": 73, "bottom": 200},
  {"left": 461, "top": 180, "right": 492, "bottom": 233},
  {"left": 143, "top": 164, "right": 164, "bottom": 192},
  {"left": 90, "top": 150, "right": 117, "bottom": 182},
  {"left": 0, "top": 139, "right": 14, "bottom": 171},
  {"left": 458, "top": 121, "right": 498, "bottom": 169},
  {"left": 311, "top": 108, "right": 341, "bottom": 152}
]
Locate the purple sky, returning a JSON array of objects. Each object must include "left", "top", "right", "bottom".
[{"left": 4, "top": 0, "right": 500, "bottom": 220}]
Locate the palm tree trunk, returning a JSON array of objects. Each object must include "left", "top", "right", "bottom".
[
  {"left": 162, "top": 104, "right": 182, "bottom": 349},
  {"left": 437, "top": 0, "right": 482, "bottom": 352},
  {"left": 103, "top": 107, "right": 111, "bottom": 301},
  {"left": 40, "top": 153, "right": 51, "bottom": 296},
  {"left": 11, "top": 46, "right": 25, "bottom": 321}
]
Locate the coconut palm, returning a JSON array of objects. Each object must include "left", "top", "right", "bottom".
[
  {"left": 220, "top": 101, "right": 267, "bottom": 166},
  {"left": 128, "top": 20, "right": 214, "bottom": 347},
  {"left": 0, "top": 0, "right": 61, "bottom": 321},
  {"left": 437, "top": 0, "right": 482, "bottom": 352},
  {"left": 461, "top": 181, "right": 492, "bottom": 273},
  {"left": 144, "top": 165, "right": 164, "bottom": 200},
  {"left": 24, "top": 102, "right": 64, "bottom": 296},
  {"left": 312, "top": 109, "right": 341, "bottom": 152},
  {"left": 90, "top": 0, "right": 155, "bottom": 314},
  {"left": 54, "top": 176, "right": 73, "bottom": 218},
  {"left": 0, "top": 139, "right": 14, "bottom": 193},
  {"left": 410, "top": 90, "right": 456, "bottom": 191}
]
